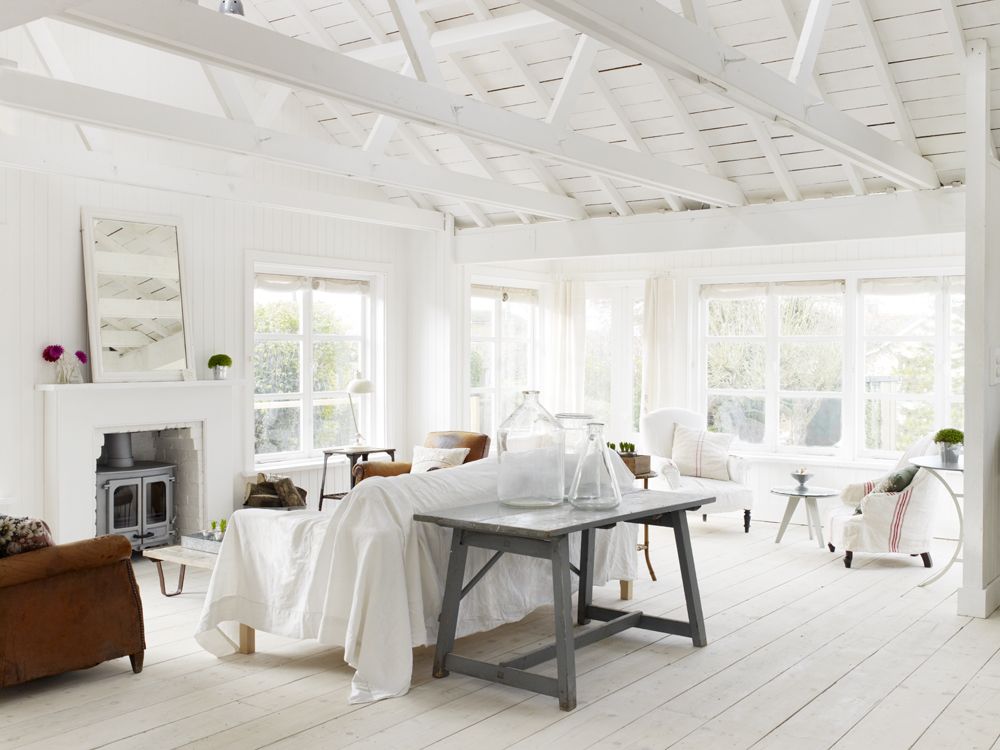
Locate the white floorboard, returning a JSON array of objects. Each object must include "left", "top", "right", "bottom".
[{"left": 0, "top": 516, "right": 987, "bottom": 750}]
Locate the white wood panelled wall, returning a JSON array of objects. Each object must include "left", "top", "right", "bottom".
[{"left": 0, "top": 165, "right": 436, "bottom": 519}]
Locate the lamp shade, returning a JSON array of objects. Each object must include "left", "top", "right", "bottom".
[{"left": 346, "top": 371, "right": 374, "bottom": 395}]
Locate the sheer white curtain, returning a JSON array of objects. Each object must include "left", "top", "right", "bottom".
[
  {"left": 547, "top": 280, "right": 585, "bottom": 413},
  {"left": 641, "top": 276, "right": 676, "bottom": 414}
]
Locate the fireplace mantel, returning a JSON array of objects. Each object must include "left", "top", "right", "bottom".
[{"left": 38, "top": 380, "right": 244, "bottom": 542}]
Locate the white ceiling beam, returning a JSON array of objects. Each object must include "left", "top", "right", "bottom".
[
  {"left": 788, "top": 0, "right": 833, "bottom": 85},
  {"left": 591, "top": 68, "right": 685, "bottom": 211},
  {"left": 344, "top": 0, "right": 388, "bottom": 45},
  {"left": 847, "top": 0, "right": 919, "bottom": 152},
  {"left": 0, "top": 134, "right": 444, "bottom": 231},
  {"left": 59, "top": 0, "right": 745, "bottom": 206},
  {"left": 94, "top": 250, "right": 180, "bottom": 280},
  {"left": 100, "top": 330, "right": 155, "bottom": 348},
  {"left": 747, "top": 117, "right": 802, "bottom": 201},
  {"left": 23, "top": 19, "right": 111, "bottom": 152},
  {"left": 650, "top": 70, "right": 723, "bottom": 179},
  {"left": 516, "top": 0, "right": 939, "bottom": 190},
  {"left": 0, "top": 0, "right": 88, "bottom": 32},
  {"left": 454, "top": 188, "right": 965, "bottom": 263},
  {"left": 939, "top": 0, "right": 968, "bottom": 70},
  {"left": 347, "top": 9, "right": 560, "bottom": 65},
  {"left": 0, "top": 69, "right": 585, "bottom": 220},
  {"left": 202, "top": 66, "right": 254, "bottom": 122},
  {"left": 387, "top": 0, "right": 443, "bottom": 85},
  {"left": 679, "top": 0, "right": 711, "bottom": 30},
  {"left": 99, "top": 297, "right": 182, "bottom": 319},
  {"left": 253, "top": 85, "right": 292, "bottom": 128},
  {"left": 593, "top": 175, "right": 633, "bottom": 216},
  {"left": 545, "top": 35, "right": 599, "bottom": 132}
]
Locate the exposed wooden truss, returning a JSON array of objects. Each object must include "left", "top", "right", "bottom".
[{"left": 517, "top": 0, "right": 940, "bottom": 190}]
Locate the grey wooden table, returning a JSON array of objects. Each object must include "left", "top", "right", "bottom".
[{"left": 414, "top": 489, "right": 715, "bottom": 711}]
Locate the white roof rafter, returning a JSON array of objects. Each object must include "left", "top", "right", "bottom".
[
  {"left": 57, "top": 0, "right": 746, "bottom": 207},
  {"left": 517, "top": 0, "right": 940, "bottom": 190}
]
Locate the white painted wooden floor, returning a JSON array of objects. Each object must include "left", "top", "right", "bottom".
[{"left": 1, "top": 517, "right": 995, "bottom": 750}]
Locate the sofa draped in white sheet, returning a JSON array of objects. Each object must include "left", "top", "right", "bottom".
[{"left": 195, "top": 458, "right": 638, "bottom": 703}]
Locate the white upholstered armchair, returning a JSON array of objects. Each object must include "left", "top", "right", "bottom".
[
  {"left": 828, "top": 435, "right": 945, "bottom": 568},
  {"left": 639, "top": 408, "right": 754, "bottom": 532}
]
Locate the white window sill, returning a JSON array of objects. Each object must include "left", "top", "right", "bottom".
[
  {"left": 251, "top": 455, "right": 344, "bottom": 474},
  {"left": 732, "top": 452, "right": 894, "bottom": 472}
]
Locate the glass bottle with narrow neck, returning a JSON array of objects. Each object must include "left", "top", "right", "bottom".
[
  {"left": 497, "top": 390, "right": 565, "bottom": 507},
  {"left": 569, "top": 422, "right": 622, "bottom": 510}
]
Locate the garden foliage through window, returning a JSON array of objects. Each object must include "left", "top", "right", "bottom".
[
  {"left": 254, "top": 272, "right": 372, "bottom": 460},
  {"left": 701, "top": 276, "right": 963, "bottom": 457}
]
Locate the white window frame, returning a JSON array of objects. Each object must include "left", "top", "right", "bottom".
[
  {"left": 694, "top": 267, "right": 963, "bottom": 462},
  {"left": 248, "top": 255, "right": 388, "bottom": 467},
  {"left": 467, "top": 280, "right": 542, "bottom": 440},
  {"left": 583, "top": 281, "right": 645, "bottom": 441}
]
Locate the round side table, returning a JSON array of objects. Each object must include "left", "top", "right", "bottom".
[
  {"left": 910, "top": 456, "right": 963, "bottom": 587},
  {"left": 772, "top": 486, "right": 838, "bottom": 548}
]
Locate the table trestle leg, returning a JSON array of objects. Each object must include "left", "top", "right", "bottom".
[{"left": 434, "top": 529, "right": 469, "bottom": 678}]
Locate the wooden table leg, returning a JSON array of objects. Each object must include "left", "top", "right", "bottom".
[
  {"left": 238, "top": 624, "right": 256, "bottom": 655},
  {"left": 551, "top": 535, "right": 577, "bottom": 711},
  {"left": 154, "top": 560, "right": 187, "bottom": 597},
  {"left": 671, "top": 511, "right": 707, "bottom": 647},
  {"left": 804, "top": 497, "right": 825, "bottom": 548},
  {"left": 577, "top": 528, "right": 595, "bottom": 625},
  {"left": 434, "top": 530, "right": 468, "bottom": 678},
  {"left": 774, "top": 496, "right": 800, "bottom": 543}
]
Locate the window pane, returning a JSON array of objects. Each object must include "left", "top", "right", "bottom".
[
  {"left": 863, "top": 291, "right": 936, "bottom": 336},
  {"left": 254, "top": 288, "right": 301, "bottom": 334},
  {"left": 707, "top": 298, "right": 765, "bottom": 337},
  {"left": 313, "top": 341, "right": 359, "bottom": 392},
  {"left": 502, "top": 299, "right": 532, "bottom": 339},
  {"left": 471, "top": 296, "right": 494, "bottom": 338},
  {"left": 470, "top": 392, "right": 493, "bottom": 437},
  {"left": 584, "top": 297, "right": 612, "bottom": 424},
  {"left": 708, "top": 395, "right": 765, "bottom": 443},
  {"left": 255, "top": 402, "right": 301, "bottom": 454},
  {"left": 864, "top": 341, "right": 935, "bottom": 394},
  {"left": 501, "top": 340, "right": 528, "bottom": 388},
  {"left": 500, "top": 390, "right": 521, "bottom": 423},
  {"left": 707, "top": 342, "right": 766, "bottom": 390},
  {"left": 470, "top": 341, "right": 494, "bottom": 388},
  {"left": 313, "top": 398, "right": 355, "bottom": 449},
  {"left": 864, "top": 399, "right": 934, "bottom": 452},
  {"left": 779, "top": 398, "right": 842, "bottom": 448},
  {"left": 313, "top": 289, "right": 363, "bottom": 336},
  {"left": 254, "top": 341, "right": 300, "bottom": 394},
  {"left": 780, "top": 295, "right": 843, "bottom": 336},
  {"left": 780, "top": 342, "right": 842, "bottom": 391},
  {"left": 951, "top": 402, "right": 965, "bottom": 431},
  {"left": 951, "top": 344, "right": 964, "bottom": 396},
  {"left": 632, "top": 297, "right": 644, "bottom": 432}
]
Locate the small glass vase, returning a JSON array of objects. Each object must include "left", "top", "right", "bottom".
[
  {"left": 56, "top": 356, "right": 83, "bottom": 384},
  {"left": 497, "top": 391, "right": 565, "bottom": 508},
  {"left": 938, "top": 441, "right": 962, "bottom": 465},
  {"left": 569, "top": 423, "right": 622, "bottom": 511}
]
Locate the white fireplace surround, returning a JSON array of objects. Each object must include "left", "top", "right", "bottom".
[{"left": 38, "top": 381, "right": 241, "bottom": 543}]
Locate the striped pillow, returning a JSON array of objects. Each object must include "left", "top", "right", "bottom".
[
  {"left": 411, "top": 446, "right": 470, "bottom": 474},
  {"left": 671, "top": 424, "right": 733, "bottom": 481}
]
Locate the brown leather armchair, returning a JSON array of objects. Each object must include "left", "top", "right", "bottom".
[
  {"left": 0, "top": 534, "right": 145, "bottom": 688},
  {"left": 353, "top": 431, "right": 491, "bottom": 485}
]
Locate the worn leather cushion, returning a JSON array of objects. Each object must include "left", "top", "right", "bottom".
[
  {"left": 0, "top": 516, "right": 54, "bottom": 559},
  {"left": 410, "top": 446, "right": 470, "bottom": 474}
]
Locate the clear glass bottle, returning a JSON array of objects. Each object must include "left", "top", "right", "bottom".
[
  {"left": 497, "top": 391, "right": 565, "bottom": 507},
  {"left": 569, "top": 422, "right": 622, "bottom": 510},
  {"left": 556, "top": 413, "right": 594, "bottom": 457}
]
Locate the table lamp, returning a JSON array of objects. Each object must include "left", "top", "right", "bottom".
[{"left": 346, "top": 370, "right": 374, "bottom": 446}]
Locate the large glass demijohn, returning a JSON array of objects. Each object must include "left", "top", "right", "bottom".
[
  {"left": 497, "top": 391, "right": 566, "bottom": 507},
  {"left": 568, "top": 422, "right": 623, "bottom": 510}
]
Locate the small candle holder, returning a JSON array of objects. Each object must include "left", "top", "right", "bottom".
[{"left": 790, "top": 468, "right": 812, "bottom": 490}]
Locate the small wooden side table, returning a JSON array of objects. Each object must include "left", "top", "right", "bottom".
[
  {"left": 634, "top": 471, "right": 659, "bottom": 581},
  {"left": 142, "top": 545, "right": 217, "bottom": 597},
  {"left": 318, "top": 446, "right": 396, "bottom": 510}
]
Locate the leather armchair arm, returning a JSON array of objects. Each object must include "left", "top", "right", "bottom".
[
  {"left": 0, "top": 534, "right": 133, "bottom": 589},
  {"left": 352, "top": 461, "right": 413, "bottom": 484}
]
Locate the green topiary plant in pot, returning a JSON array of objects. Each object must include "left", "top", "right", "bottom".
[
  {"left": 933, "top": 428, "right": 964, "bottom": 465},
  {"left": 208, "top": 353, "right": 233, "bottom": 380}
]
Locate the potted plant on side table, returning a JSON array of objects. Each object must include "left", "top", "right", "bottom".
[
  {"left": 933, "top": 428, "right": 964, "bottom": 465},
  {"left": 609, "top": 441, "right": 650, "bottom": 476},
  {"left": 208, "top": 354, "right": 233, "bottom": 380}
]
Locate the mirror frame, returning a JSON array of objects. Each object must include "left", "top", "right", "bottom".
[{"left": 81, "top": 208, "right": 195, "bottom": 383}]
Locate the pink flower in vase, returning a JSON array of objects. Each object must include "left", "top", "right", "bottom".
[
  {"left": 42, "top": 345, "right": 65, "bottom": 363},
  {"left": 75, "top": 350, "right": 88, "bottom": 365}
]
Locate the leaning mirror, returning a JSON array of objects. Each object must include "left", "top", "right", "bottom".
[{"left": 81, "top": 209, "right": 194, "bottom": 382}]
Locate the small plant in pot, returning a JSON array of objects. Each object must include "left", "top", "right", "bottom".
[
  {"left": 934, "top": 428, "right": 964, "bottom": 465},
  {"left": 208, "top": 353, "right": 233, "bottom": 380},
  {"left": 617, "top": 441, "right": 636, "bottom": 456},
  {"left": 209, "top": 519, "right": 219, "bottom": 540},
  {"left": 219, "top": 518, "right": 228, "bottom": 538}
]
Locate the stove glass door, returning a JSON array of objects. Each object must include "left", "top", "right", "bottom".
[{"left": 107, "top": 479, "right": 141, "bottom": 540}]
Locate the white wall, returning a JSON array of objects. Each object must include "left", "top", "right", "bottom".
[{"left": 0, "top": 165, "right": 428, "bottom": 519}]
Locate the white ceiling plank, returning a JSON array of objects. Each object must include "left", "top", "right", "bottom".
[
  {"left": 321, "top": 97, "right": 367, "bottom": 143},
  {"left": 344, "top": 0, "right": 388, "bottom": 45},
  {"left": 747, "top": 117, "right": 802, "bottom": 202},
  {"left": 594, "top": 175, "right": 633, "bottom": 217},
  {"left": 0, "top": 0, "right": 88, "bottom": 32},
  {"left": 387, "top": 0, "right": 444, "bottom": 87},
  {"left": 940, "top": 0, "right": 968, "bottom": 68},
  {"left": 23, "top": 19, "right": 111, "bottom": 152},
  {"left": 0, "top": 133, "right": 444, "bottom": 230},
  {"left": 650, "top": 70, "right": 724, "bottom": 179},
  {"left": 348, "top": 10, "right": 561, "bottom": 65},
  {"left": 516, "top": 0, "right": 940, "bottom": 190},
  {"left": 59, "top": 0, "right": 744, "bottom": 206},
  {"left": 0, "top": 69, "right": 585, "bottom": 220},
  {"left": 788, "top": 0, "right": 833, "bottom": 85},
  {"left": 286, "top": 0, "right": 340, "bottom": 51},
  {"left": 545, "top": 35, "right": 599, "bottom": 132},
  {"left": 847, "top": 0, "right": 919, "bottom": 153}
]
